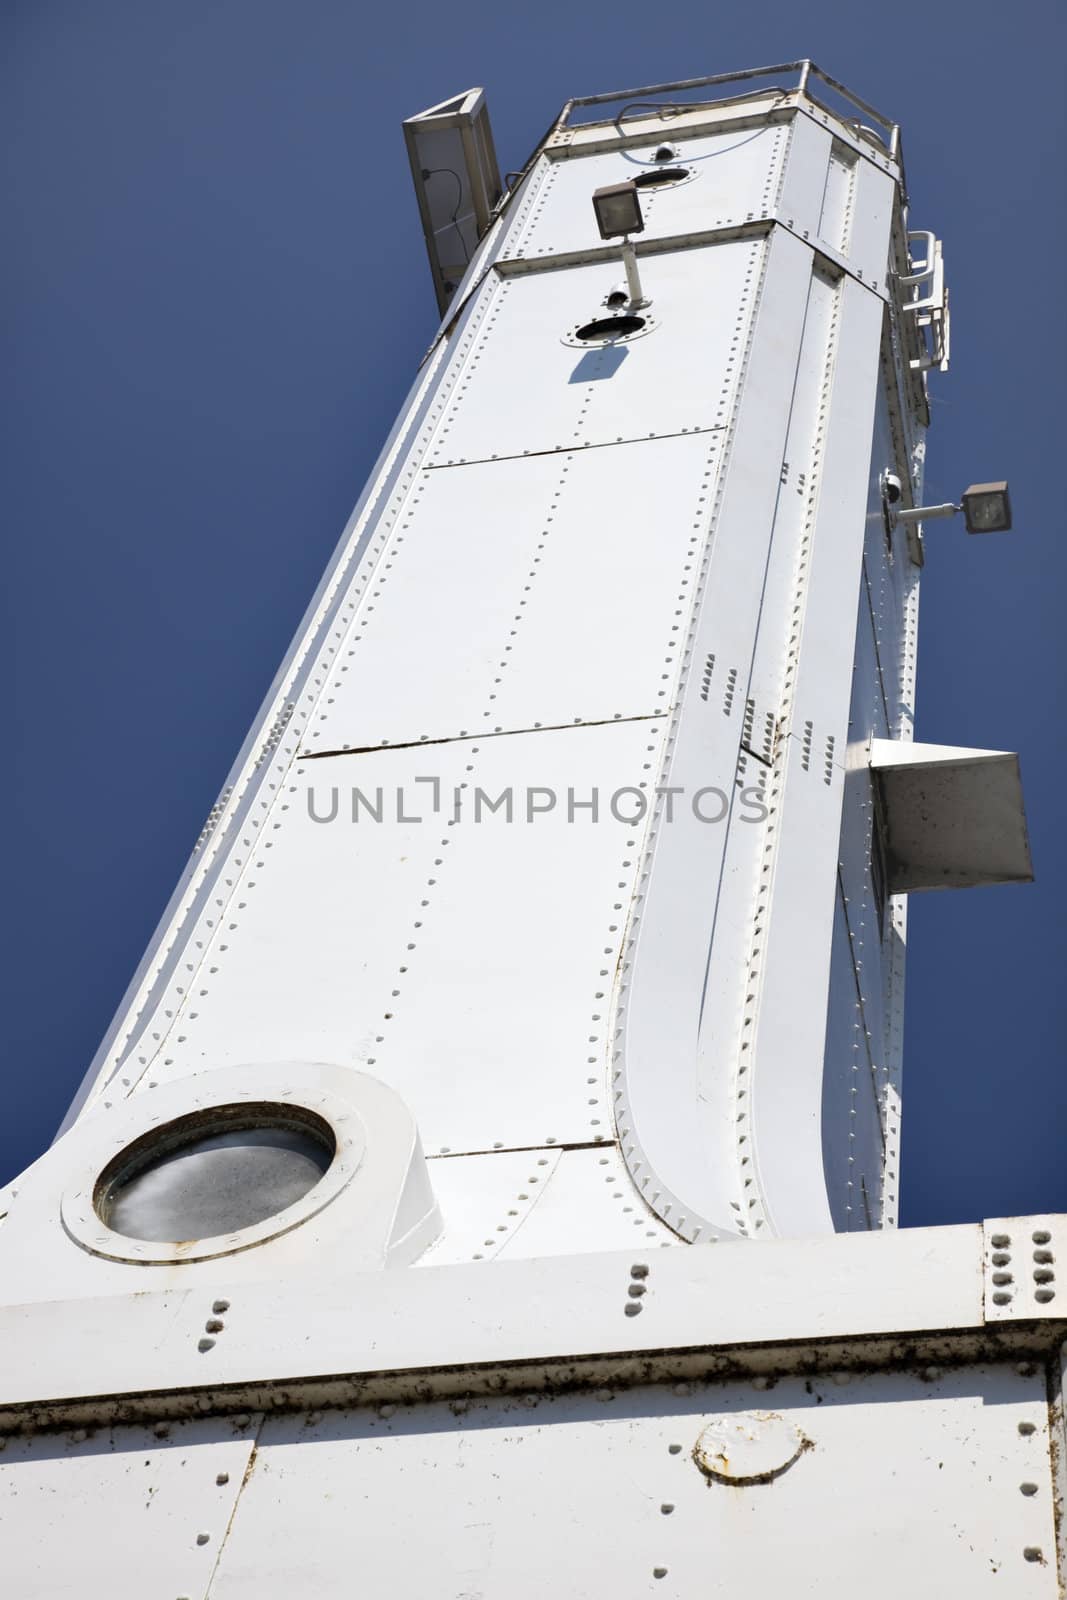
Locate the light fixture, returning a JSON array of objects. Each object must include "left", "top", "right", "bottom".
[
  {"left": 592, "top": 180, "right": 644, "bottom": 239},
  {"left": 591, "top": 181, "right": 649, "bottom": 309},
  {"left": 961, "top": 481, "right": 1012, "bottom": 534},
  {"left": 886, "top": 476, "right": 1012, "bottom": 535}
]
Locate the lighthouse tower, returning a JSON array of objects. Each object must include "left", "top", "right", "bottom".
[{"left": 1, "top": 62, "right": 1059, "bottom": 1599}]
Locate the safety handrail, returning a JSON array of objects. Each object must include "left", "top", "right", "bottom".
[{"left": 556, "top": 59, "right": 900, "bottom": 159}]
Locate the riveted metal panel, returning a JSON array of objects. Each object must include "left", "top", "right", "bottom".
[
  {"left": 305, "top": 431, "right": 723, "bottom": 752},
  {"left": 692, "top": 261, "right": 843, "bottom": 1231},
  {"left": 818, "top": 138, "right": 858, "bottom": 256},
  {"left": 422, "top": 1144, "right": 679, "bottom": 1265},
  {"left": 740, "top": 278, "right": 886, "bottom": 1239},
  {"left": 614, "top": 227, "right": 825, "bottom": 1242},
  {"left": 776, "top": 110, "right": 834, "bottom": 239},
  {"left": 351, "top": 717, "right": 664, "bottom": 1155},
  {"left": 428, "top": 238, "right": 765, "bottom": 465},
  {"left": 131, "top": 718, "right": 664, "bottom": 1163},
  {"left": 846, "top": 156, "right": 896, "bottom": 293},
  {"left": 206, "top": 1366, "right": 1059, "bottom": 1599},
  {"left": 0, "top": 1417, "right": 258, "bottom": 1600},
  {"left": 822, "top": 888, "right": 886, "bottom": 1230},
  {"left": 421, "top": 1148, "right": 564, "bottom": 1264},
  {"left": 506, "top": 123, "right": 789, "bottom": 260},
  {"left": 494, "top": 1143, "right": 679, "bottom": 1257}
]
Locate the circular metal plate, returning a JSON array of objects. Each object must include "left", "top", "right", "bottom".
[{"left": 694, "top": 1411, "right": 811, "bottom": 1484}]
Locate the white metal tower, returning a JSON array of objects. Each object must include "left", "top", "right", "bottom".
[{"left": 1, "top": 62, "right": 1059, "bottom": 1599}]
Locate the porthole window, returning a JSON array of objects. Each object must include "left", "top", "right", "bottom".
[{"left": 94, "top": 1103, "right": 335, "bottom": 1243}]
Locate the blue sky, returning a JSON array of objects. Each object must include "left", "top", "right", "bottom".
[{"left": 3, "top": 1, "right": 1064, "bottom": 1224}]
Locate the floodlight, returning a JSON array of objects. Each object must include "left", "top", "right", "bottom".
[
  {"left": 961, "top": 482, "right": 1012, "bottom": 534},
  {"left": 888, "top": 476, "right": 1013, "bottom": 536},
  {"left": 591, "top": 183, "right": 650, "bottom": 309},
  {"left": 592, "top": 181, "right": 644, "bottom": 240}
]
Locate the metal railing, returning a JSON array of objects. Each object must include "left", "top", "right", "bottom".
[{"left": 555, "top": 60, "right": 900, "bottom": 161}]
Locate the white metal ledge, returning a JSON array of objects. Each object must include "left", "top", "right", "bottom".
[{"left": 870, "top": 739, "right": 1033, "bottom": 892}]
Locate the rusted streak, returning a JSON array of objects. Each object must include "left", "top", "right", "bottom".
[{"left": 1044, "top": 1347, "right": 1067, "bottom": 1585}]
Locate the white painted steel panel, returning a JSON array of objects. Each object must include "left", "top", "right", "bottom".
[
  {"left": 428, "top": 239, "right": 764, "bottom": 465},
  {"left": 506, "top": 123, "right": 788, "bottom": 258},
  {"left": 130, "top": 742, "right": 467, "bottom": 1092},
  {"left": 822, "top": 888, "right": 885, "bottom": 1230},
  {"left": 846, "top": 155, "right": 896, "bottom": 292},
  {"left": 817, "top": 139, "right": 858, "bottom": 255},
  {"left": 127, "top": 719, "right": 665, "bottom": 1160},
  {"left": 825, "top": 377, "right": 910, "bottom": 1228},
  {"left": 423, "top": 1145, "right": 679, "bottom": 1265},
  {"left": 0, "top": 1222, "right": 997, "bottom": 1410},
  {"left": 615, "top": 227, "right": 817, "bottom": 1240},
  {"left": 693, "top": 263, "right": 842, "bottom": 1224},
  {"left": 358, "top": 717, "right": 665, "bottom": 1154},
  {"left": 0, "top": 1417, "right": 257, "bottom": 1600},
  {"left": 207, "top": 1367, "right": 1058, "bottom": 1599},
  {"left": 421, "top": 1148, "right": 564, "bottom": 1264},
  {"left": 748, "top": 277, "right": 887, "bottom": 1238},
  {"left": 862, "top": 390, "right": 910, "bottom": 718},
  {"left": 495, "top": 1143, "right": 677, "bottom": 1257},
  {"left": 307, "top": 431, "right": 724, "bottom": 751},
  {"left": 776, "top": 110, "right": 834, "bottom": 238},
  {"left": 142, "top": 721, "right": 652, "bottom": 1142}
]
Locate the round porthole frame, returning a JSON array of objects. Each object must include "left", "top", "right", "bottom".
[
  {"left": 561, "top": 311, "right": 659, "bottom": 349},
  {"left": 61, "top": 1065, "right": 366, "bottom": 1264}
]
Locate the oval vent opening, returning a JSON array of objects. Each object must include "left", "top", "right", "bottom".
[
  {"left": 574, "top": 314, "right": 646, "bottom": 341},
  {"left": 634, "top": 166, "right": 690, "bottom": 188}
]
